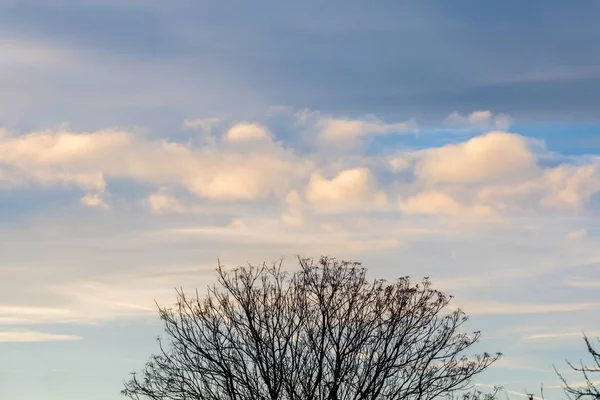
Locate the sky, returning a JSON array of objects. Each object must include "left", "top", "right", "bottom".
[{"left": 1, "top": 1, "right": 600, "bottom": 399}]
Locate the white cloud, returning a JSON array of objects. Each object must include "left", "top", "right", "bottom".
[
  {"left": 459, "top": 301, "right": 600, "bottom": 315},
  {"left": 297, "top": 109, "right": 416, "bottom": 148},
  {"left": 388, "top": 131, "right": 600, "bottom": 216},
  {"left": 316, "top": 116, "right": 414, "bottom": 142},
  {"left": 524, "top": 330, "right": 600, "bottom": 340},
  {"left": 444, "top": 110, "right": 512, "bottom": 130},
  {"left": 224, "top": 122, "right": 271, "bottom": 142},
  {"left": 414, "top": 131, "right": 538, "bottom": 185},
  {"left": 0, "top": 126, "right": 310, "bottom": 202},
  {"left": 387, "top": 156, "right": 412, "bottom": 173},
  {"left": 398, "top": 191, "right": 492, "bottom": 216},
  {"left": 305, "top": 167, "right": 388, "bottom": 211},
  {"left": 80, "top": 193, "right": 109, "bottom": 209},
  {"left": 546, "top": 380, "right": 600, "bottom": 389},
  {"left": 0, "top": 329, "right": 81, "bottom": 343},
  {"left": 147, "top": 189, "right": 183, "bottom": 214},
  {"left": 539, "top": 164, "right": 600, "bottom": 210},
  {"left": 0, "top": 119, "right": 597, "bottom": 221},
  {"left": 280, "top": 189, "right": 306, "bottom": 227},
  {"left": 345, "top": 236, "right": 400, "bottom": 253},
  {"left": 0, "top": 119, "right": 596, "bottom": 222},
  {"left": 0, "top": 305, "right": 83, "bottom": 325}
]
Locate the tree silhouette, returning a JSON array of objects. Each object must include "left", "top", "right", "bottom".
[
  {"left": 556, "top": 333, "right": 600, "bottom": 399},
  {"left": 122, "top": 256, "right": 500, "bottom": 400}
]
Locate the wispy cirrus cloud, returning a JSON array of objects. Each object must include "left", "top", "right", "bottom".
[
  {"left": 0, "top": 329, "right": 81, "bottom": 343},
  {"left": 458, "top": 302, "right": 600, "bottom": 316}
]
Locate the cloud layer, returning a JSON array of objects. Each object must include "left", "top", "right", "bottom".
[{"left": 0, "top": 112, "right": 597, "bottom": 221}]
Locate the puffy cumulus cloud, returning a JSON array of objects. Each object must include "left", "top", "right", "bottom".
[
  {"left": 414, "top": 131, "right": 539, "bottom": 185},
  {"left": 474, "top": 163, "right": 600, "bottom": 213},
  {"left": 444, "top": 110, "right": 512, "bottom": 130},
  {"left": 296, "top": 109, "right": 416, "bottom": 148},
  {"left": 539, "top": 164, "right": 600, "bottom": 210},
  {"left": 305, "top": 167, "right": 388, "bottom": 212},
  {"left": 391, "top": 132, "right": 600, "bottom": 216},
  {"left": 0, "top": 126, "right": 311, "bottom": 203},
  {"left": 224, "top": 122, "right": 271, "bottom": 143}
]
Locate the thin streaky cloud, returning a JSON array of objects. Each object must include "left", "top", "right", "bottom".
[{"left": 0, "top": 329, "right": 81, "bottom": 342}]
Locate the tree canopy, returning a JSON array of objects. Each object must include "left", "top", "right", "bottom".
[
  {"left": 556, "top": 333, "right": 600, "bottom": 400},
  {"left": 123, "top": 256, "right": 500, "bottom": 400}
]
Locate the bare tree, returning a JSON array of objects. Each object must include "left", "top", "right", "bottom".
[
  {"left": 122, "top": 256, "right": 501, "bottom": 400},
  {"left": 556, "top": 333, "right": 600, "bottom": 399},
  {"left": 450, "top": 386, "right": 502, "bottom": 400}
]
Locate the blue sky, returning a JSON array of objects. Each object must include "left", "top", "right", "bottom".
[{"left": 1, "top": 1, "right": 600, "bottom": 399}]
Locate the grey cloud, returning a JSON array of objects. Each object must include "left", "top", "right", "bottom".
[{"left": 0, "top": 1, "right": 599, "bottom": 126}]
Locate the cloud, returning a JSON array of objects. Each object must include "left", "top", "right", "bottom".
[
  {"left": 0, "top": 126, "right": 310, "bottom": 202},
  {"left": 305, "top": 167, "right": 388, "bottom": 212},
  {"left": 546, "top": 381, "right": 600, "bottom": 389},
  {"left": 224, "top": 122, "right": 272, "bottom": 142},
  {"left": 475, "top": 384, "right": 544, "bottom": 400},
  {"left": 387, "top": 156, "right": 412, "bottom": 173},
  {"left": 460, "top": 301, "right": 600, "bottom": 315},
  {"left": 444, "top": 110, "right": 512, "bottom": 130},
  {"left": 345, "top": 236, "right": 400, "bottom": 253},
  {"left": 524, "top": 331, "right": 600, "bottom": 341},
  {"left": 280, "top": 189, "right": 306, "bottom": 227},
  {"left": 414, "top": 131, "right": 538, "bottom": 185},
  {"left": 182, "top": 117, "right": 220, "bottom": 131},
  {"left": 0, "top": 120, "right": 597, "bottom": 221},
  {"left": 566, "top": 228, "right": 588, "bottom": 240},
  {"left": 0, "top": 117, "right": 597, "bottom": 222},
  {"left": 0, "top": 305, "right": 83, "bottom": 325},
  {"left": 227, "top": 218, "right": 247, "bottom": 229},
  {"left": 0, "top": 329, "right": 81, "bottom": 343},
  {"left": 539, "top": 164, "right": 600, "bottom": 210},
  {"left": 566, "top": 280, "right": 600, "bottom": 288},
  {"left": 181, "top": 118, "right": 220, "bottom": 144},
  {"left": 297, "top": 109, "right": 416, "bottom": 148},
  {"left": 80, "top": 193, "right": 109, "bottom": 209},
  {"left": 398, "top": 191, "right": 492, "bottom": 216},
  {"left": 390, "top": 131, "right": 600, "bottom": 215},
  {"left": 146, "top": 189, "right": 183, "bottom": 214},
  {"left": 493, "top": 114, "right": 513, "bottom": 131}
]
